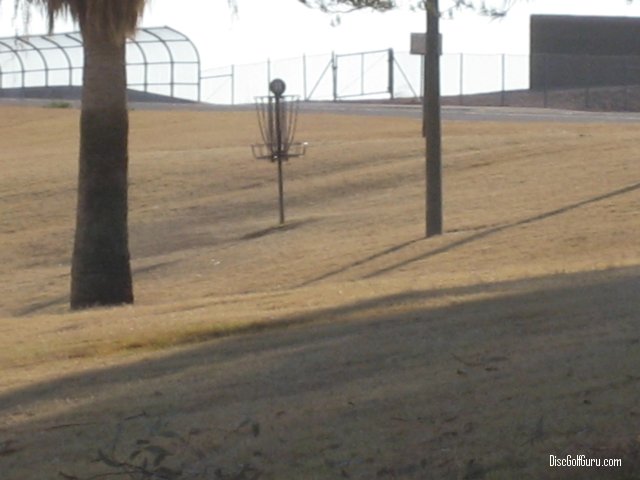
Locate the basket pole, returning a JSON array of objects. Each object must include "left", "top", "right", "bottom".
[{"left": 275, "top": 93, "right": 285, "bottom": 225}]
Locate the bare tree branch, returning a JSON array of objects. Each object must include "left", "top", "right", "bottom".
[{"left": 298, "top": 0, "right": 528, "bottom": 18}]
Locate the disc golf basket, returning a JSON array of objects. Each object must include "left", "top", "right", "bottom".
[{"left": 252, "top": 78, "right": 307, "bottom": 225}]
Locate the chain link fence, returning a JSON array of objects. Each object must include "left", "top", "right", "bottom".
[
  {"left": 200, "top": 50, "right": 640, "bottom": 111},
  {"left": 3, "top": 28, "right": 639, "bottom": 111}
]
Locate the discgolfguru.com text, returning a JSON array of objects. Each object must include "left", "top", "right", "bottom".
[{"left": 549, "top": 454, "right": 622, "bottom": 468}]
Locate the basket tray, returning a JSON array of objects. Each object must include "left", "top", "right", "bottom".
[{"left": 251, "top": 142, "right": 307, "bottom": 161}]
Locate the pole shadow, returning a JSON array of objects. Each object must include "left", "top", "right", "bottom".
[
  {"left": 299, "top": 237, "right": 424, "bottom": 287},
  {"left": 299, "top": 181, "right": 640, "bottom": 286},
  {"left": 363, "top": 180, "right": 640, "bottom": 279}
]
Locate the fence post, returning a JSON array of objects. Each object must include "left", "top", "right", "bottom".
[
  {"left": 267, "top": 58, "right": 271, "bottom": 94},
  {"left": 459, "top": 53, "right": 464, "bottom": 105},
  {"left": 624, "top": 56, "right": 629, "bottom": 111},
  {"left": 388, "top": 48, "right": 395, "bottom": 99},
  {"left": 197, "top": 69, "right": 201, "bottom": 103},
  {"left": 420, "top": 55, "right": 424, "bottom": 102},
  {"left": 332, "top": 51, "right": 338, "bottom": 102},
  {"left": 303, "top": 54, "right": 308, "bottom": 100},
  {"left": 144, "top": 61, "right": 149, "bottom": 94},
  {"left": 543, "top": 54, "right": 548, "bottom": 108},
  {"left": 585, "top": 54, "right": 591, "bottom": 110},
  {"left": 361, "top": 52, "right": 365, "bottom": 96},
  {"left": 231, "top": 64, "right": 235, "bottom": 105},
  {"left": 501, "top": 53, "right": 506, "bottom": 106}
]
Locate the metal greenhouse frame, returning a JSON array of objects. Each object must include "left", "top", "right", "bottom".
[{"left": 0, "top": 26, "right": 201, "bottom": 101}]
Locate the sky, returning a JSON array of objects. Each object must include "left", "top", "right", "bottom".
[{"left": 1, "top": 0, "right": 640, "bottom": 70}]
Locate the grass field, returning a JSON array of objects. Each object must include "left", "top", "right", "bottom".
[{"left": 1, "top": 104, "right": 640, "bottom": 479}]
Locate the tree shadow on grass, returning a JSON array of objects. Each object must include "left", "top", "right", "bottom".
[
  {"left": 301, "top": 181, "right": 640, "bottom": 285},
  {"left": 2, "top": 266, "right": 640, "bottom": 479},
  {"left": 2, "top": 265, "right": 639, "bottom": 413},
  {"left": 366, "top": 180, "right": 640, "bottom": 279},
  {"left": 12, "top": 260, "right": 182, "bottom": 317}
]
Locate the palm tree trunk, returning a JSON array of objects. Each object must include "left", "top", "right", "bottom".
[{"left": 70, "top": 28, "right": 133, "bottom": 309}]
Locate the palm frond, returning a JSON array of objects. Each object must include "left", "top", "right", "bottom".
[{"left": 9, "top": 0, "right": 148, "bottom": 43}]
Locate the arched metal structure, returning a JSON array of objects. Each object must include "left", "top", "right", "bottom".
[{"left": 0, "top": 26, "right": 201, "bottom": 101}]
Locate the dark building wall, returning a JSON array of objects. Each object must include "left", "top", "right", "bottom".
[{"left": 530, "top": 15, "right": 640, "bottom": 90}]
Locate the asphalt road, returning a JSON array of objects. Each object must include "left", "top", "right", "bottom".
[
  {"left": 297, "top": 101, "right": 640, "bottom": 123},
  {"left": 172, "top": 100, "right": 640, "bottom": 123},
  {"left": 6, "top": 96, "right": 640, "bottom": 123}
]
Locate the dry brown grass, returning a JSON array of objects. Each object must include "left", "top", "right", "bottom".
[{"left": 1, "top": 104, "right": 640, "bottom": 479}]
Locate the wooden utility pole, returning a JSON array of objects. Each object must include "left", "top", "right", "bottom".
[{"left": 425, "top": 0, "right": 443, "bottom": 237}]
